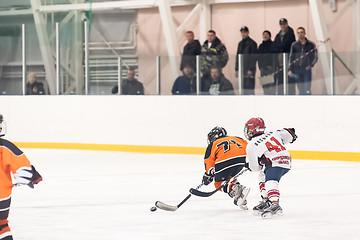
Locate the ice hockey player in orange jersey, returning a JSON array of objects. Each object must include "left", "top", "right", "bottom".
[
  {"left": 202, "top": 126, "right": 250, "bottom": 209},
  {"left": 0, "top": 114, "right": 43, "bottom": 240}
]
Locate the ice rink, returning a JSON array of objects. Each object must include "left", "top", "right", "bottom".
[{"left": 9, "top": 149, "right": 360, "bottom": 240}]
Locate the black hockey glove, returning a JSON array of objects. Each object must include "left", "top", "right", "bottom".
[
  {"left": 202, "top": 169, "right": 215, "bottom": 186},
  {"left": 28, "top": 165, "right": 43, "bottom": 188},
  {"left": 258, "top": 155, "right": 272, "bottom": 168}
]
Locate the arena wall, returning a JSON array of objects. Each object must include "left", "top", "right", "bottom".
[
  {"left": 0, "top": 95, "right": 359, "bottom": 161},
  {"left": 137, "top": 0, "right": 354, "bottom": 95}
]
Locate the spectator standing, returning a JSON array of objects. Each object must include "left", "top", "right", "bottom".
[
  {"left": 258, "top": 30, "right": 276, "bottom": 95},
  {"left": 112, "top": 69, "right": 144, "bottom": 95},
  {"left": 25, "top": 72, "right": 46, "bottom": 95},
  {"left": 180, "top": 31, "right": 201, "bottom": 71},
  {"left": 172, "top": 64, "right": 196, "bottom": 95},
  {"left": 200, "top": 30, "right": 229, "bottom": 79},
  {"left": 235, "top": 26, "right": 258, "bottom": 95},
  {"left": 272, "top": 18, "right": 296, "bottom": 95},
  {"left": 201, "top": 67, "right": 234, "bottom": 95},
  {"left": 288, "top": 27, "right": 318, "bottom": 95}
]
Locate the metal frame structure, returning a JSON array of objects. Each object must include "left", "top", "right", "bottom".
[{"left": 2, "top": 0, "right": 359, "bottom": 94}]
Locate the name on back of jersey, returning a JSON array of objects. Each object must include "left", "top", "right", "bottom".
[{"left": 254, "top": 131, "right": 273, "bottom": 146}]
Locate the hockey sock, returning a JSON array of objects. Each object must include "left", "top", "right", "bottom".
[{"left": 265, "top": 180, "right": 280, "bottom": 202}]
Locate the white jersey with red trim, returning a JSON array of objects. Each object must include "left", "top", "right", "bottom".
[{"left": 246, "top": 129, "right": 294, "bottom": 171}]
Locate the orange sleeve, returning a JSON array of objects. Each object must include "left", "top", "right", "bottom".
[
  {"left": 0, "top": 139, "right": 32, "bottom": 198},
  {"left": 2, "top": 139, "right": 31, "bottom": 173}
]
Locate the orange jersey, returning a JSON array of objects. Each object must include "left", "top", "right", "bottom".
[
  {"left": 0, "top": 138, "right": 34, "bottom": 238},
  {"left": 0, "top": 138, "right": 31, "bottom": 199},
  {"left": 204, "top": 136, "right": 247, "bottom": 182}
]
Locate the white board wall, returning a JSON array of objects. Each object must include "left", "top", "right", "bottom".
[{"left": 1, "top": 95, "right": 359, "bottom": 153}]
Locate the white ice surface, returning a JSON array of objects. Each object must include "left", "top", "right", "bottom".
[{"left": 8, "top": 149, "right": 360, "bottom": 240}]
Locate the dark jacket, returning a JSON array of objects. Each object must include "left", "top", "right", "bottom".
[
  {"left": 235, "top": 37, "right": 258, "bottom": 73},
  {"left": 201, "top": 37, "right": 229, "bottom": 75},
  {"left": 273, "top": 27, "right": 296, "bottom": 53},
  {"left": 180, "top": 40, "right": 201, "bottom": 71},
  {"left": 172, "top": 74, "right": 196, "bottom": 95},
  {"left": 258, "top": 39, "right": 274, "bottom": 75},
  {"left": 289, "top": 39, "right": 318, "bottom": 71},
  {"left": 25, "top": 82, "right": 45, "bottom": 95},
  {"left": 201, "top": 74, "right": 234, "bottom": 95},
  {"left": 112, "top": 79, "right": 144, "bottom": 95}
]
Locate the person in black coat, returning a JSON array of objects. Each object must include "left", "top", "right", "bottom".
[
  {"left": 25, "top": 72, "right": 46, "bottom": 95},
  {"left": 111, "top": 69, "right": 144, "bottom": 95},
  {"left": 235, "top": 26, "right": 258, "bottom": 95},
  {"left": 201, "top": 67, "right": 234, "bottom": 95},
  {"left": 172, "top": 64, "right": 196, "bottom": 95},
  {"left": 288, "top": 27, "right": 318, "bottom": 95},
  {"left": 258, "top": 30, "right": 276, "bottom": 95},
  {"left": 272, "top": 18, "right": 296, "bottom": 95},
  {"left": 180, "top": 31, "right": 201, "bottom": 71}
]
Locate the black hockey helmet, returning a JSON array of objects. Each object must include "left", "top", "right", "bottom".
[{"left": 207, "top": 126, "right": 227, "bottom": 144}]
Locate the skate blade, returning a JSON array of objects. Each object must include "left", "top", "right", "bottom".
[
  {"left": 240, "top": 204, "right": 248, "bottom": 210},
  {"left": 261, "top": 211, "right": 272, "bottom": 219},
  {"left": 253, "top": 210, "right": 262, "bottom": 216},
  {"left": 261, "top": 210, "right": 283, "bottom": 219}
]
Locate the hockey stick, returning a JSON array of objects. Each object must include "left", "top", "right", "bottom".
[
  {"left": 154, "top": 183, "right": 204, "bottom": 212},
  {"left": 190, "top": 167, "right": 248, "bottom": 197}
]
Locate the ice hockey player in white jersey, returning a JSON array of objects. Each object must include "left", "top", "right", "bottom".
[{"left": 244, "top": 117, "right": 297, "bottom": 218}]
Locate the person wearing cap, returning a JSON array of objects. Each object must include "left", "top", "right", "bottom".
[
  {"left": 272, "top": 18, "right": 296, "bottom": 95},
  {"left": 288, "top": 27, "right": 318, "bottom": 95},
  {"left": 172, "top": 63, "right": 197, "bottom": 95},
  {"left": 258, "top": 30, "right": 276, "bottom": 95},
  {"left": 235, "top": 26, "right": 258, "bottom": 95}
]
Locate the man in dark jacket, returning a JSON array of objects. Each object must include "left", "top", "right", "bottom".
[
  {"left": 235, "top": 26, "right": 258, "bottom": 95},
  {"left": 180, "top": 31, "right": 201, "bottom": 71},
  {"left": 25, "top": 72, "right": 46, "bottom": 95},
  {"left": 200, "top": 30, "right": 229, "bottom": 79},
  {"left": 272, "top": 18, "right": 296, "bottom": 95},
  {"left": 112, "top": 69, "right": 144, "bottom": 95},
  {"left": 172, "top": 64, "right": 196, "bottom": 95},
  {"left": 201, "top": 67, "right": 234, "bottom": 95},
  {"left": 288, "top": 27, "right": 318, "bottom": 95},
  {"left": 258, "top": 30, "right": 276, "bottom": 95}
]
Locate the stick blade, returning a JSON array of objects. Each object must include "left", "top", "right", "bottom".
[
  {"left": 190, "top": 184, "right": 224, "bottom": 197},
  {"left": 189, "top": 188, "right": 216, "bottom": 197},
  {"left": 155, "top": 201, "right": 178, "bottom": 211}
]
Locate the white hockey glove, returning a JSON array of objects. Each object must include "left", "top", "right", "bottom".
[{"left": 284, "top": 128, "right": 297, "bottom": 143}]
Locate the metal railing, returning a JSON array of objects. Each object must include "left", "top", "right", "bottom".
[{"left": 2, "top": 21, "right": 357, "bottom": 96}]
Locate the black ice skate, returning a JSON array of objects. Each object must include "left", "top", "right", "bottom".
[
  {"left": 261, "top": 201, "right": 283, "bottom": 218},
  {"left": 252, "top": 197, "right": 270, "bottom": 215}
]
